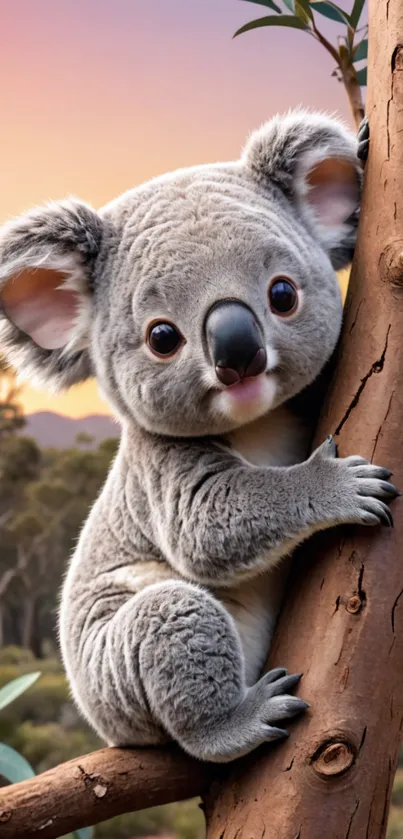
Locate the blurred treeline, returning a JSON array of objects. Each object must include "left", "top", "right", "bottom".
[
  {"left": 0, "top": 358, "right": 402, "bottom": 838},
  {"left": 0, "top": 361, "right": 117, "bottom": 656},
  {"left": 0, "top": 359, "right": 204, "bottom": 839}
]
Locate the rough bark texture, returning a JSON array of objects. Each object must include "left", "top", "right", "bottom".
[
  {"left": 0, "top": 746, "right": 213, "bottom": 839},
  {"left": 205, "top": 2, "right": 403, "bottom": 837}
]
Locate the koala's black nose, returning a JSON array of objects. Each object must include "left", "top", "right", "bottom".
[{"left": 205, "top": 301, "right": 267, "bottom": 386}]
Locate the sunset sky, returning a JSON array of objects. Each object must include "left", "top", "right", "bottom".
[{"left": 1, "top": 0, "right": 357, "bottom": 418}]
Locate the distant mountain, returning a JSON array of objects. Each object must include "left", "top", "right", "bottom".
[{"left": 22, "top": 411, "right": 121, "bottom": 449}]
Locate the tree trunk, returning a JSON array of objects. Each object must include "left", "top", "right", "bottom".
[
  {"left": 205, "top": 2, "right": 403, "bottom": 837},
  {"left": 0, "top": 602, "right": 5, "bottom": 648},
  {"left": 21, "top": 595, "right": 40, "bottom": 656}
]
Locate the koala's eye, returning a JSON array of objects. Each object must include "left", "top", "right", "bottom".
[
  {"left": 269, "top": 278, "right": 298, "bottom": 316},
  {"left": 147, "top": 321, "right": 183, "bottom": 357}
]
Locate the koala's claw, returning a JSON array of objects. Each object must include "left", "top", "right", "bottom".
[
  {"left": 360, "top": 499, "right": 394, "bottom": 527},
  {"left": 356, "top": 479, "right": 399, "bottom": 499},
  {"left": 357, "top": 116, "right": 369, "bottom": 162},
  {"left": 248, "top": 668, "right": 309, "bottom": 739},
  {"left": 261, "top": 694, "right": 310, "bottom": 722},
  {"left": 260, "top": 671, "right": 302, "bottom": 696},
  {"left": 263, "top": 667, "right": 288, "bottom": 684},
  {"left": 263, "top": 725, "right": 290, "bottom": 742}
]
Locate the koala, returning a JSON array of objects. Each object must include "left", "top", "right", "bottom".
[{"left": 0, "top": 110, "right": 398, "bottom": 764}]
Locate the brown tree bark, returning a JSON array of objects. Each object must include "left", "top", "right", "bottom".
[
  {"left": 0, "top": 746, "right": 213, "bottom": 839},
  {"left": 205, "top": 2, "right": 403, "bottom": 837}
]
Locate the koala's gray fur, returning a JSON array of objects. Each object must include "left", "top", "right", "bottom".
[{"left": 0, "top": 109, "right": 398, "bottom": 763}]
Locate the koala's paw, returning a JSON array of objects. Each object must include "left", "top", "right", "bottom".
[
  {"left": 246, "top": 669, "right": 309, "bottom": 742},
  {"left": 357, "top": 116, "right": 369, "bottom": 162},
  {"left": 311, "top": 436, "right": 400, "bottom": 528}
]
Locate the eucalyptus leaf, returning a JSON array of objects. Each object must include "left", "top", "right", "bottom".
[
  {"left": 240, "top": 0, "right": 282, "bottom": 12},
  {"left": 0, "top": 672, "right": 41, "bottom": 711},
  {"left": 282, "top": 0, "right": 295, "bottom": 12},
  {"left": 355, "top": 66, "right": 367, "bottom": 86},
  {"left": 310, "top": 1, "right": 351, "bottom": 25},
  {"left": 234, "top": 13, "right": 308, "bottom": 36},
  {"left": 353, "top": 38, "right": 368, "bottom": 61},
  {"left": 294, "top": 0, "right": 313, "bottom": 23},
  {"left": 0, "top": 743, "right": 36, "bottom": 784},
  {"left": 350, "top": 0, "right": 366, "bottom": 29}
]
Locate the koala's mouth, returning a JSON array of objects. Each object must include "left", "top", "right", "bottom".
[
  {"left": 225, "top": 375, "right": 266, "bottom": 403},
  {"left": 213, "top": 372, "right": 277, "bottom": 425}
]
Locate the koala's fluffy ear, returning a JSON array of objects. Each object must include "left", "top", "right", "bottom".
[
  {"left": 242, "top": 109, "right": 362, "bottom": 269},
  {"left": 0, "top": 199, "right": 104, "bottom": 390}
]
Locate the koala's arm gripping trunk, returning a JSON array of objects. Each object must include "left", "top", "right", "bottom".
[
  {"left": 205, "top": 3, "right": 403, "bottom": 837},
  {"left": 142, "top": 441, "right": 310, "bottom": 585},
  {"left": 144, "top": 435, "right": 393, "bottom": 588}
]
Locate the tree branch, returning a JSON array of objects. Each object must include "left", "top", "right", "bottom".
[{"left": 0, "top": 746, "right": 214, "bottom": 839}]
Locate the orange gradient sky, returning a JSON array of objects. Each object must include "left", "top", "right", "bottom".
[{"left": 1, "top": 0, "right": 356, "bottom": 417}]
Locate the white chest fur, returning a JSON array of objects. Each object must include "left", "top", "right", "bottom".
[
  {"left": 218, "top": 406, "right": 310, "bottom": 684},
  {"left": 228, "top": 404, "right": 310, "bottom": 469}
]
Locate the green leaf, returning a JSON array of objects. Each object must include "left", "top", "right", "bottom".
[
  {"left": 239, "top": 0, "right": 282, "bottom": 12},
  {"left": 0, "top": 743, "right": 36, "bottom": 783},
  {"left": 350, "top": 0, "right": 366, "bottom": 29},
  {"left": 73, "top": 828, "right": 94, "bottom": 839},
  {"left": 282, "top": 0, "right": 295, "bottom": 10},
  {"left": 0, "top": 672, "right": 41, "bottom": 711},
  {"left": 310, "top": 1, "right": 351, "bottom": 25},
  {"left": 353, "top": 38, "right": 368, "bottom": 61},
  {"left": 294, "top": 0, "right": 313, "bottom": 24},
  {"left": 355, "top": 66, "right": 367, "bottom": 85},
  {"left": 234, "top": 13, "right": 308, "bottom": 36}
]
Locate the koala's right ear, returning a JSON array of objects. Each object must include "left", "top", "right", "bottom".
[
  {"left": 0, "top": 199, "right": 104, "bottom": 391},
  {"left": 242, "top": 109, "right": 363, "bottom": 270}
]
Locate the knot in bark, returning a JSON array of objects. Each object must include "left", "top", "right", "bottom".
[
  {"left": 392, "top": 45, "right": 403, "bottom": 72},
  {"left": 379, "top": 240, "right": 403, "bottom": 288},
  {"left": 346, "top": 595, "right": 364, "bottom": 614},
  {"left": 310, "top": 740, "right": 356, "bottom": 777}
]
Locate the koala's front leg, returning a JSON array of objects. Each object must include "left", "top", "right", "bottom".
[{"left": 147, "top": 437, "right": 398, "bottom": 587}]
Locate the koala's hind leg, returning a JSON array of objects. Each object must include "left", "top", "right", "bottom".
[{"left": 131, "top": 581, "right": 307, "bottom": 763}]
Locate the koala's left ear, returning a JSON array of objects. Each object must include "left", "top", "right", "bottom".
[
  {"left": 0, "top": 199, "right": 104, "bottom": 390},
  {"left": 242, "top": 109, "right": 362, "bottom": 269}
]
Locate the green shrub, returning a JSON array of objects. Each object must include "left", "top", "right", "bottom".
[
  {"left": 12, "top": 721, "right": 98, "bottom": 773},
  {"left": 393, "top": 770, "right": 403, "bottom": 808},
  {"left": 96, "top": 799, "right": 205, "bottom": 839},
  {"left": 388, "top": 807, "right": 403, "bottom": 839},
  {"left": 0, "top": 650, "right": 100, "bottom": 771},
  {"left": 0, "top": 670, "right": 69, "bottom": 733},
  {"left": 0, "top": 646, "right": 37, "bottom": 668}
]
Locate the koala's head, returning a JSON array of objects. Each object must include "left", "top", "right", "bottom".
[{"left": 0, "top": 110, "right": 361, "bottom": 438}]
